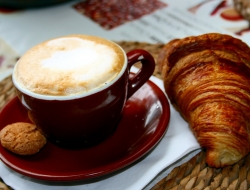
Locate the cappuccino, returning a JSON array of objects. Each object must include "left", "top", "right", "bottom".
[{"left": 13, "top": 35, "right": 125, "bottom": 98}]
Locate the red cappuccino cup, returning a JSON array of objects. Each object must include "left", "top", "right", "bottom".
[{"left": 12, "top": 35, "right": 155, "bottom": 148}]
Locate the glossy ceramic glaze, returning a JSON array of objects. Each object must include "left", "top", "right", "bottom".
[
  {"left": 16, "top": 71, "right": 128, "bottom": 148},
  {"left": 0, "top": 79, "right": 170, "bottom": 181},
  {"left": 14, "top": 49, "right": 155, "bottom": 148}
]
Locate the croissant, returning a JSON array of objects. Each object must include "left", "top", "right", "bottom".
[{"left": 158, "top": 33, "right": 250, "bottom": 168}]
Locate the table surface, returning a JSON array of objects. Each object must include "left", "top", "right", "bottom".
[{"left": 0, "top": 0, "right": 250, "bottom": 189}]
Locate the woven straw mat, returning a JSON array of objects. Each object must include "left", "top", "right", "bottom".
[{"left": 1, "top": 41, "right": 250, "bottom": 190}]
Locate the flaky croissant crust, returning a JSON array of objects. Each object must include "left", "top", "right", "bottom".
[{"left": 158, "top": 33, "right": 250, "bottom": 168}]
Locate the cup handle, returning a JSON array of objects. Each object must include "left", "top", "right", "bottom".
[{"left": 126, "top": 49, "right": 155, "bottom": 99}]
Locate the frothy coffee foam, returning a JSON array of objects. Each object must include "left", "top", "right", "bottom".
[{"left": 13, "top": 35, "right": 125, "bottom": 96}]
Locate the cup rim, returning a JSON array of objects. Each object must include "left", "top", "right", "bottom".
[{"left": 12, "top": 40, "right": 128, "bottom": 101}]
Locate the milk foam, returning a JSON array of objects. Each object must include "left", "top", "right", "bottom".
[{"left": 13, "top": 35, "right": 125, "bottom": 96}]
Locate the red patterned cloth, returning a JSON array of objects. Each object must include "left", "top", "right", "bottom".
[{"left": 73, "top": 0, "right": 167, "bottom": 30}]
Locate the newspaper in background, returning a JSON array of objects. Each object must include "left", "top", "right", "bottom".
[{"left": 0, "top": 0, "right": 249, "bottom": 56}]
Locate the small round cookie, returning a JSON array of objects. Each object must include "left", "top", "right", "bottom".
[{"left": 0, "top": 122, "right": 47, "bottom": 155}]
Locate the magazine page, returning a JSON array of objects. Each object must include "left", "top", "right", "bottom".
[{"left": 0, "top": 0, "right": 248, "bottom": 56}]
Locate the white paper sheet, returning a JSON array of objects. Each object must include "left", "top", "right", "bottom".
[{"left": 0, "top": 0, "right": 242, "bottom": 56}]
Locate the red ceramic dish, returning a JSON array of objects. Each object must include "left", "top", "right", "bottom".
[{"left": 0, "top": 80, "right": 170, "bottom": 181}]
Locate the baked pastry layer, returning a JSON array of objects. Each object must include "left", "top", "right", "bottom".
[{"left": 158, "top": 33, "right": 250, "bottom": 168}]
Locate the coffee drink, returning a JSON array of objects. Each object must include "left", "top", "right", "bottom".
[
  {"left": 12, "top": 35, "right": 155, "bottom": 147},
  {"left": 13, "top": 35, "right": 125, "bottom": 97}
]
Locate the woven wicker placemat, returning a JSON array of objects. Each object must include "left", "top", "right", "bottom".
[{"left": 0, "top": 41, "right": 249, "bottom": 190}]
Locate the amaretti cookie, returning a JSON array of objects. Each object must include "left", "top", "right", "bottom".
[{"left": 0, "top": 122, "right": 46, "bottom": 155}]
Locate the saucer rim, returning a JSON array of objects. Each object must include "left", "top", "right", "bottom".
[{"left": 0, "top": 79, "right": 170, "bottom": 181}]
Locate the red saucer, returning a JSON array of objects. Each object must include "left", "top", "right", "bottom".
[{"left": 0, "top": 80, "right": 170, "bottom": 181}]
